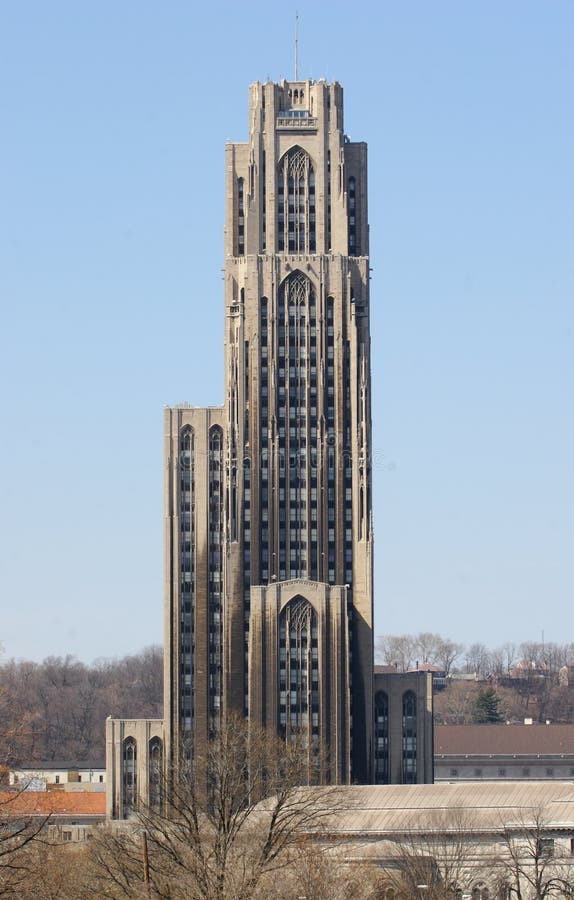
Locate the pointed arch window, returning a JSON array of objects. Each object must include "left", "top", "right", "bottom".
[
  {"left": 122, "top": 737, "right": 137, "bottom": 818},
  {"left": 148, "top": 737, "right": 163, "bottom": 812},
  {"left": 276, "top": 272, "right": 317, "bottom": 580},
  {"left": 279, "top": 597, "right": 319, "bottom": 740},
  {"left": 277, "top": 147, "right": 315, "bottom": 253}
]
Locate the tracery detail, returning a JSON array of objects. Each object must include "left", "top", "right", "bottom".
[
  {"left": 277, "top": 147, "right": 316, "bottom": 253},
  {"left": 279, "top": 597, "right": 319, "bottom": 740}
]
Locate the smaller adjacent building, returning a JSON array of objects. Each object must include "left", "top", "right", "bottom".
[
  {"left": 374, "top": 667, "right": 434, "bottom": 785},
  {"left": 105, "top": 717, "right": 164, "bottom": 820},
  {"left": 435, "top": 723, "right": 574, "bottom": 782}
]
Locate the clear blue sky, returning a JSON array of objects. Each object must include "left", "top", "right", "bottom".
[{"left": 1, "top": 2, "right": 572, "bottom": 663}]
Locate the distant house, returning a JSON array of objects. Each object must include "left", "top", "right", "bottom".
[
  {"left": 508, "top": 659, "right": 550, "bottom": 680},
  {"left": 435, "top": 723, "right": 574, "bottom": 782},
  {"left": 9, "top": 760, "right": 105, "bottom": 790},
  {"left": 407, "top": 663, "right": 447, "bottom": 691}
]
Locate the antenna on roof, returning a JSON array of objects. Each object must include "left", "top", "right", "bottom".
[{"left": 294, "top": 12, "right": 299, "bottom": 81}]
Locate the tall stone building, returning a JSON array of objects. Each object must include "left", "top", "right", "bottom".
[
  {"left": 164, "top": 78, "right": 373, "bottom": 785},
  {"left": 107, "top": 79, "right": 432, "bottom": 818}
]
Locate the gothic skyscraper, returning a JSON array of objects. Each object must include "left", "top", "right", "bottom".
[
  {"left": 107, "top": 80, "right": 376, "bottom": 814},
  {"left": 163, "top": 79, "right": 373, "bottom": 783}
]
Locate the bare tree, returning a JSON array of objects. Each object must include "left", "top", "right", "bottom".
[
  {"left": 375, "top": 635, "right": 416, "bottom": 672},
  {"left": 379, "top": 809, "right": 484, "bottom": 899},
  {"left": 434, "top": 638, "right": 464, "bottom": 676},
  {"left": 433, "top": 680, "right": 480, "bottom": 725},
  {"left": 90, "top": 714, "right": 342, "bottom": 900},
  {"left": 491, "top": 807, "right": 574, "bottom": 898},
  {"left": 376, "top": 633, "right": 462, "bottom": 675},
  {"left": 465, "top": 642, "right": 491, "bottom": 677}
]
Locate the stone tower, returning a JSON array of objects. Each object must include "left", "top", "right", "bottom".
[{"left": 163, "top": 79, "right": 374, "bottom": 784}]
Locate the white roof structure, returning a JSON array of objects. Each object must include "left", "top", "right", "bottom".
[{"left": 316, "top": 783, "right": 574, "bottom": 836}]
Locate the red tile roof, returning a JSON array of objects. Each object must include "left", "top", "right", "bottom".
[{"left": 0, "top": 791, "right": 106, "bottom": 817}]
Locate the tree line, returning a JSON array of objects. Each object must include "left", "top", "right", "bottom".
[
  {"left": 377, "top": 632, "right": 574, "bottom": 725},
  {"left": 0, "top": 646, "right": 162, "bottom": 766},
  {"left": 3, "top": 630, "right": 574, "bottom": 769},
  {"left": 376, "top": 632, "right": 574, "bottom": 678}
]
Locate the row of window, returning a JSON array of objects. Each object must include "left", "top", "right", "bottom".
[
  {"left": 448, "top": 765, "right": 574, "bottom": 778},
  {"left": 122, "top": 737, "right": 162, "bottom": 819}
]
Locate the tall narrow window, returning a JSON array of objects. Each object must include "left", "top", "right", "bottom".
[
  {"left": 122, "top": 738, "right": 137, "bottom": 818},
  {"left": 148, "top": 737, "right": 163, "bottom": 813},
  {"left": 374, "top": 691, "right": 389, "bottom": 784},
  {"left": 277, "top": 272, "right": 316, "bottom": 580},
  {"left": 348, "top": 176, "right": 356, "bottom": 254},
  {"left": 179, "top": 426, "right": 194, "bottom": 733},
  {"left": 402, "top": 691, "right": 417, "bottom": 784},
  {"left": 326, "top": 297, "right": 336, "bottom": 583},
  {"left": 237, "top": 177, "right": 245, "bottom": 255},
  {"left": 279, "top": 597, "right": 319, "bottom": 742},
  {"left": 208, "top": 426, "right": 224, "bottom": 727},
  {"left": 277, "top": 147, "right": 315, "bottom": 253},
  {"left": 260, "top": 297, "right": 269, "bottom": 582}
]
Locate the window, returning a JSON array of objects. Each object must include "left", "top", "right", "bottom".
[
  {"left": 208, "top": 426, "right": 224, "bottom": 721},
  {"left": 450, "top": 768, "right": 459, "bottom": 778},
  {"left": 546, "top": 767, "right": 555, "bottom": 778},
  {"left": 498, "top": 767, "right": 506, "bottom": 777},
  {"left": 55, "top": 775, "right": 60, "bottom": 784},
  {"left": 277, "top": 147, "right": 315, "bottom": 253},
  {"left": 374, "top": 691, "right": 389, "bottom": 784},
  {"left": 63, "top": 831, "right": 72, "bottom": 842},
  {"left": 279, "top": 597, "right": 319, "bottom": 742},
  {"left": 474, "top": 768, "right": 483, "bottom": 777},
  {"left": 149, "top": 737, "right": 163, "bottom": 813},
  {"left": 237, "top": 177, "right": 245, "bottom": 254},
  {"left": 122, "top": 737, "right": 137, "bottom": 819},
  {"left": 348, "top": 176, "right": 357, "bottom": 254},
  {"left": 402, "top": 691, "right": 417, "bottom": 784},
  {"left": 537, "top": 838, "right": 554, "bottom": 858}
]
